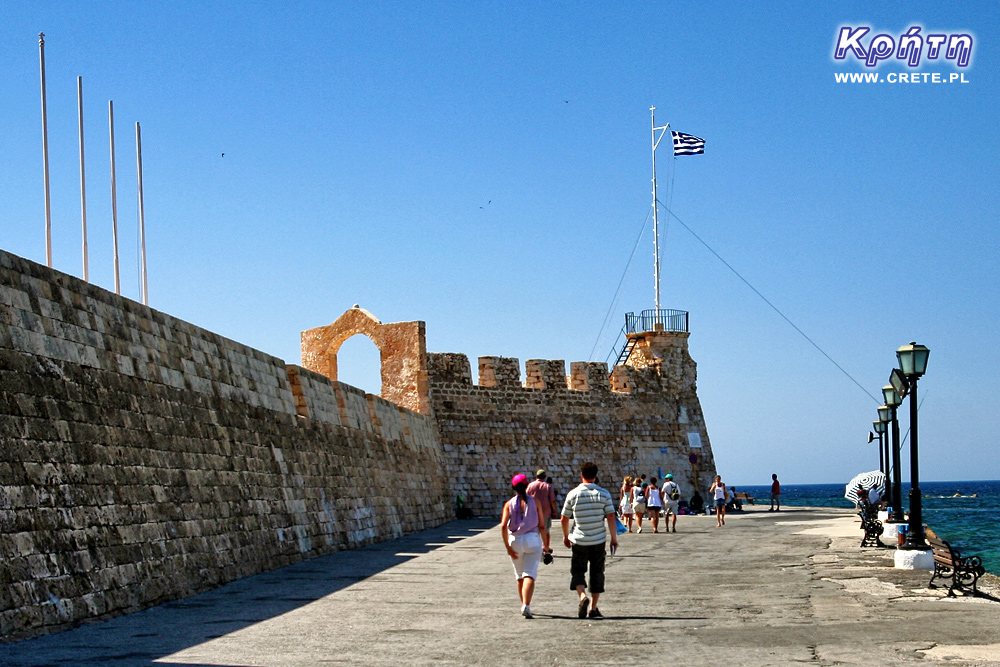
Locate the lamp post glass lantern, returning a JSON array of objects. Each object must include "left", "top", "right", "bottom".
[
  {"left": 897, "top": 342, "right": 930, "bottom": 377},
  {"left": 872, "top": 419, "right": 886, "bottom": 477},
  {"left": 896, "top": 342, "right": 929, "bottom": 549},
  {"left": 874, "top": 416, "right": 891, "bottom": 517},
  {"left": 882, "top": 387, "right": 904, "bottom": 523}
]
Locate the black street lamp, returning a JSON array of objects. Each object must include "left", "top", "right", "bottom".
[
  {"left": 882, "top": 386, "right": 904, "bottom": 523},
  {"left": 869, "top": 420, "right": 884, "bottom": 474},
  {"left": 897, "top": 342, "right": 930, "bottom": 549},
  {"left": 872, "top": 416, "right": 890, "bottom": 509}
]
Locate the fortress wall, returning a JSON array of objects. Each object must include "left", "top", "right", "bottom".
[
  {"left": 426, "top": 353, "right": 717, "bottom": 517},
  {"left": 0, "top": 249, "right": 450, "bottom": 641}
]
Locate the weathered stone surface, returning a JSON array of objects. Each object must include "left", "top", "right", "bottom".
[
  {"left": 0, "top": 251, "right": 449, "bottom": 641},
  {"left": 300, "top": 307, "right": 429, "bottom": 415},
  {"left": 0, "top": 248, "right": 717, "bottom": 642}
]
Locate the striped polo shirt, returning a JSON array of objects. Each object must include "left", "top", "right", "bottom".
[{"left": 561, "top": 482, "right": 615, "bottom": 546}]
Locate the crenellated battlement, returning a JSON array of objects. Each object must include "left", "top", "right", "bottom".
[
  {"left": 299, "top": 309, "right": 714, "bottom": 517},
  {"left": 427, "top": 353, "right": 660, "bottom": 395}
]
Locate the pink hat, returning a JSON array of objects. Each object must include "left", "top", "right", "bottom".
[{"left": 511, "top": 473, "right": 528, "bottom": 487}]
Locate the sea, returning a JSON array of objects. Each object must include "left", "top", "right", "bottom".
[{"left": 737, "top": 479, "right": 1000, "bottom": 576}]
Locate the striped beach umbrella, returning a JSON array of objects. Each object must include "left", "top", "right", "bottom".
[{"left": 845, "top": 470, "right": 886, "bottom": 503}]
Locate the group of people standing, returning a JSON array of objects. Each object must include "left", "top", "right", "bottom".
[{"left": 618, "top": 474, "right": 681, "bottom": 534}]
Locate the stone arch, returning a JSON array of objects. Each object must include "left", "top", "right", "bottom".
[{"left": 301, "top": 306, "right": 430, "bottom": 415}]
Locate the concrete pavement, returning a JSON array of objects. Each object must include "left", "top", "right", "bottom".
[{"left": 2, "top": 506, "right": 999, "bottom": 666}]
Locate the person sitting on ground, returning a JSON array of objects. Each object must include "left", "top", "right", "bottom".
[
  {"left": 729, "top": 486, "right": 743, "bottom": 511},
  {"left": 689, "top": 490, "right": 704, "bottom": 514}
]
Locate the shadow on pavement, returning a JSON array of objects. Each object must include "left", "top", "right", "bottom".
[{"left": 0, "top": 519, "right": 496, "bottom": 667}]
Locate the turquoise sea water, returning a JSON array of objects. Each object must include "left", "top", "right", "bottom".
[{"left": 738, "top": 480, "right": 1000, "bottom": 575}]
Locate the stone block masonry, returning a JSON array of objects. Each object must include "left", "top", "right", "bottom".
[
  {"left": 0, "top": 249, "right": 449, "bottom": 641},
  {"left": 427, "top": 351, "right": 716, "bottom": 517},
  {"left": 1, "top": 245, "right": 718, "bottom": 642}
]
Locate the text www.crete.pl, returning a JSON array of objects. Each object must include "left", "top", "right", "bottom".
[{"left": 835, "top": 72, "right": 970, "bottom": 84}]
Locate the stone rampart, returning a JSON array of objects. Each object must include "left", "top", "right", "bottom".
[
  {"left": 0, "top": 249, "right": 449, "bottom": 641},
  {"left": 0, "top": 245, "right": 719, "bottom": 642},
  {"left": 427, "top": 351, "right": 717, "bottom": 517}
]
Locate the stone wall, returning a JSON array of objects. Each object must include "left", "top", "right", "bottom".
[
  {"left": 0, "top": 249, "right": 450, "bottom": 641},
  {"left": 0, "top": 245, "right": 720, "bottom": 642},
  {"left": 426, "top": 349, "right": 717, "bottom": 518}
]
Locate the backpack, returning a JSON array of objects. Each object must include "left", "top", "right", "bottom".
[{"left": 667, "top": 482, "right": 680, "bottom": 501}]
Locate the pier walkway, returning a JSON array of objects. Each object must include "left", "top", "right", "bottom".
[{"left": 2, "top": 507, "right": 999, "bottom": 666}]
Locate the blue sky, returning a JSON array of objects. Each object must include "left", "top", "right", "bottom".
[{"left": 2, "top": 1, "right": 998, "bottom": 485}]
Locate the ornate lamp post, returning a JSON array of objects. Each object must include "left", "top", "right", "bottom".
[
  {"left": 896, "top": 342, "right": 930, "bottom": 548},
  {"left": 873, "top": 416, "right": 890, "bottom": 509},
  {"left": 869, "top": 420, "right": 885, "bottom": 474},
  {"left": 881, "top": 386, "right": 904, "bottom": 523}
]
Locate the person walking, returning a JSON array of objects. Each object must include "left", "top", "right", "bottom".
[
  {"left": 770, "top": 473, "right": 781, "bottom": 512},
  {"left": 501, "top": 473, "right": 549, "bottom": 619},
  {"left": 709, "top": 475, "right": 728, "bottom": 527},
  {"left": 661, "top": 473, "right": 681, "bottom": 532},
  {"left": 645, "top": 477, "right": 663, "bottom": 533},
  {"left": 560, "top": 461, "right": 617, "bottom": 619},
  {"left": 527, "top": 469, "right": 557, "bottom": 559},
  {"left": 619, "top": 476, "right": 635, "bottom": 532},
  {"left": 632, "top": 476, "right": 647, "bottom": 533}
]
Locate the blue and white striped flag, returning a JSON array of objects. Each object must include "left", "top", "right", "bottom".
[{"left": 671, "top": 131, "right": 705, "bottom": 156}]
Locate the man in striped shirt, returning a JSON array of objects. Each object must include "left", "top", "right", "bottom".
[{"left": 560, "top": 461, "right": 618, "bottom": 619}]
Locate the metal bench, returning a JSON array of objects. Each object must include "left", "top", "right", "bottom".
[
  {"left": 857, "top": 500, "right": 884, "bottom": 547},
  {"left": 927, "top": 535, "right": 985, "bottom": 596}
]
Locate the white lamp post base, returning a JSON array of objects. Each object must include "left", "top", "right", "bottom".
[
  {"left": 894, "top": 548, "right": 933, "bottom": 570},
  {"left": 882, "top": 521, "right": 900, "bottom": 542}
]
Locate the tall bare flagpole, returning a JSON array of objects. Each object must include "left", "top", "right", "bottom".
[
  {"left": 649, "top": 107, "right": 669, "bottom": 313},
  {"left": 135, "top": 122, "right": 147, "bottom": 305},
  {"left": 109, "top": 100, "right": 120, "bottom": 294},
  {"left": 39, "top": 33, "right": 53, "bottom": 267},
  {"left": 78, "top": 76, "right": 89, "bottom": 281}
]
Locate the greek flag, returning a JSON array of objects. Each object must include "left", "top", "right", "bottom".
[{"left": 671, "top": 131, "right": 705, "bottom": 156}]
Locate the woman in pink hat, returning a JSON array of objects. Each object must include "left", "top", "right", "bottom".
[{"left": 501, "top": 473, "right": 550, "bottom": 618}]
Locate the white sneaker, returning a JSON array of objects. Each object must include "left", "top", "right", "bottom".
[
  {"left": 521, "top": 605, "right": 532, "bottom": 619},
  {"left": 637, "top": 527, "right": 643, "bottom": 533}
]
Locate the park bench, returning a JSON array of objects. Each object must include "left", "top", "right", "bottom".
[
  {"left": 927, "top": 534, "right": 985, "bottom": 596},
  {"left": 857, "top": 500, "right": 883, "bottom": 548},
  {"left": 734, "top": 492, "right": 755, "bottom": 505}
]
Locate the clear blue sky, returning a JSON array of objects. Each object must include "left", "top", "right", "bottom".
[{"left": 2, "top": 2, "right": 998, "bottom": 485}]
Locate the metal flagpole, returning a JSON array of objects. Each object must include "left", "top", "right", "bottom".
[
  {"left": 78, "top": 76, "right": 89, "bottom": 281},
  {"left": 135, "top": 122, "right": 147, "bottom": 305},
  {"left": 109, "top": 100, "right": 120, "bottom": 294},
  {"left": 649, "top": 107, "right": 669, "bottom": 315},
  {"left": 39, "top": 33, "right": 53, "bottom": 267}
]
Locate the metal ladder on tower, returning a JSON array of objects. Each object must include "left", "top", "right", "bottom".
[{"left": 613, "top": 329, "right": 637, "bottom": 367}]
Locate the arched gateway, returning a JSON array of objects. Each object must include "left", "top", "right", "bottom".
[{"left": 300, "top": 306, "right": 430, "bottom": 415}]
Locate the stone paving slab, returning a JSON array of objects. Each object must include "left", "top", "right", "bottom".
[{"left": 2, "top": 507, "right": 999, "bottom": 666}]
